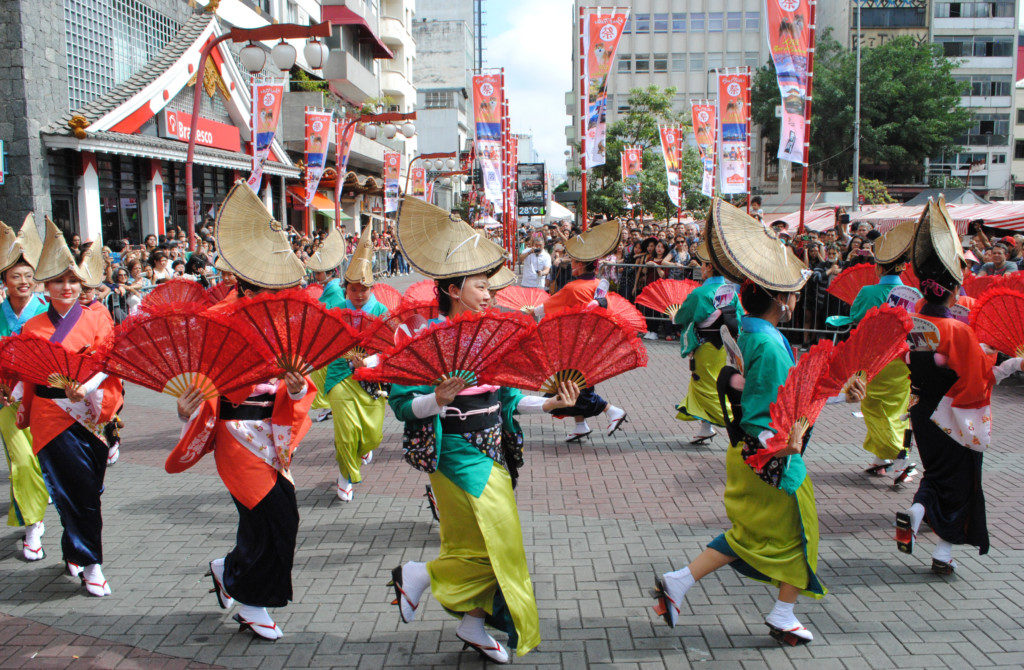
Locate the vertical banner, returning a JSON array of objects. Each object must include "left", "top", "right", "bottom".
[
  {"left": 303, "top": 109, "right": 333, "bottom": 205},
  {"left": 620, "top": 146, "right": 642, "bottom": 209},
  {"left": 335, "top": 120, "right": 357, "bottom": 177},
  {"left": 766, "top": 0, "right": 812, "bottom": 163},
  {"left": 409, "top": 166, "right": 427, "bottom": 200},
  {"left": 425, "top": 180, "right": 435, "bottom": 205},
  {"left": 658, "top": 125, "right": 683, "bottom": 208},
  {"left": 472, "top": 73, "right": 504, "bottom": 212},
  {"left": 383, "top": 151, "right": 401, "bottom": 213},
  {"left": 718, "top": 72, "right": 751, "bottom": 195},
  {"left": 582, "top": 11, "right": 629, "bottom": 168},
  {"left": 0, "top": 140, "right": 5, "bottom": 185},
  {"left": 248, "top": 80, "right": 284, "bottom": 188},
  {"left": 691, "top": 101, "right": 717, "bottom": 197}
]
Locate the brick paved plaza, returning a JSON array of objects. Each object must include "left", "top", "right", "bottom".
[{"left": 2, "top": 276, "right": 1023, "bottom": 669}]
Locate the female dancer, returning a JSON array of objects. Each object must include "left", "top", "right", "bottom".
[
  {"left": 654, "top": 200, "right": 864, "bottom": 645},
  {"left": 0, "top": 218, "right": 49, "bottom": 560},
  {"left": 388, "top": 197, "right": 579, "bottom": 663},
  {"left": 169, "top": 182, "right": 314, "bottom": 639},
  {"left": 18, "top": 221, "right": 121, "bottom": 595}
]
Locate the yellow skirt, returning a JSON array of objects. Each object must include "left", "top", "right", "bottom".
[
  {"left": 328, "top": 377, "right": 386, "bottom": 482},
  {"left": 0, "top": 405, "right": 47, "bottom": 527},
  {"left": 310, "top": 367, "right": 331, "bottom": 411},
  {"left": 427, "top": 465, "right": 540, "bottom": 655},
  {"left": 860, "top": 360, "right": 911, "bottom": 461},
  {"left": 676, "top": 342, "right": 728, "bottom": 426}
]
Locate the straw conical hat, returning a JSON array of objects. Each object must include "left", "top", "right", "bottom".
[
  {"left": 214, "top": 254, "right": 233, "bottom": 273},
  {"left": 706, "top": 198, "right": 808, "bottom": 292},
  {"left": 488, "top": 265, "right": 516, "bottom": 290},
  {"left": 693, "top": 236, "right": 711, "bottom": 264},
  {"left": 343, "top": 224, "right": 375, "bottom": 286},
  {"left": 873, "top": 217, "right": 915, "bottom": 265},
  {"left": 77, "top": 241, "right": 106, "bottom": 288},
  {"left": 563, "top": 219, "right": 622, "bottom": 262},
  {"left": 306, "top": 225, "right": 346, "bottom": 274},
  {"left": 0, "top": 222, "right": 18, "bottom": 274},
  {"left": 911, "top": 195, "right": 965, "bottom": 284},
  {"left": 35, "top": 218, "right": 81, "bottom": 282},
  {"left": 397, "top": 197, "right": 505, "bottom": 279},
  {"left": 0, "top": 213, "right": 45, "bottom": 273},
  {"left": 214, "top": 181, "right": 305, "bottom": 289}
]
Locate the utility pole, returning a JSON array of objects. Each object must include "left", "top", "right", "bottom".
[{"left": 852, "top": 0, "right": 862, "bottom": 212}]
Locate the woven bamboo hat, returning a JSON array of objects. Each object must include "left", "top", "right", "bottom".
[
  {"left": 0, "top": 214, "right": 44, "bottom": 274},
  {"left": 911, "top": 195, "right": 965, "bottom": 284},
  {"left": 693, "top": 236, "right": 712, "bottom": 264},
  {"left": 343, "top": 224, "right": 375, "bottom": 286},
  {"left": 706, "top": 198, "right": 808, "bottom": 292},
  {"left": 564, "top": 219, "right": 622, "bottom": 262},
  {"left": 214, "top": 181, "right": 305, "bottom": 289},
  {"left": 873, "top": 217, "right": 915, "bottom": 265},
  {"left": 488, "top": 265, "right": 517, "bottom": 290},
  {"left": 214, "top": 254, "right": 233, "bottom": 274},
  {"left": 34, "top": 217, "right": 104, "bottom": 286},
  {"left": 306, "top": 225, "right": 346, "bottom": 274},
  {"left": 397, "top": 197, "right": 506, "bottom": 279}
]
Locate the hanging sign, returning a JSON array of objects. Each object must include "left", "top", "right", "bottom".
[
  {"left": 766, "top": 0, "right": 812, "bottom": 164},
  {"left": 247, "top": 80, "right": 284, "bottom": 188},
  {"left": 303, "top": 109, "right": 334, "bottom": 206},
  {"left": 582, "top": 11, "right": 629, "bottom": 168},
  {"left": 718, "top": 72, "right": 750, "bottom": 195}
]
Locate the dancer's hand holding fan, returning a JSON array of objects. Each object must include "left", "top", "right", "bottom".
[
  {"left": 98, "top": 304, "right": 278, "bottom": 400},
  {"left": 826, "top": 264, "right": 877, "bottom": 305},
  {"left": 495, "top": 286, "right": 549, "bottom": 312},
  {"left": 0, "top": 334, "right": 102, "bottom": 391},
  {"left": 353, "top": 311, "right": 535, "bottom": 386},
  {"left": 226, "top": 288, "right": 362, "bottom": 375},
  {"left": 139, "top": 278, "right": 214, "bottom": 312},
  {"left": 634, "top": 278, "right": 702, "bottom": 320},
  {"left": 817, "top": 305, "right": 913, "bottom": 398},
  {"left": 969, "top": 288, "right": 1024, "bottom": 357}
]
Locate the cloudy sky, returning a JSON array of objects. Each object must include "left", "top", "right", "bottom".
[{"left": 487, "top": 0, "right": 575, "bottom": 179}]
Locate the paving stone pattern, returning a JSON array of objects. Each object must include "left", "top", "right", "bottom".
[{"left": 2, "top": 274, "right": 1023, "bottom": 668}]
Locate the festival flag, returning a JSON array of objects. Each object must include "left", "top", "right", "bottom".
[
  {"left": 620, "top": 146, "right": 642, "bottom": 209},
  {"left": 472, "top": 73, "right": 504, "bottom": 212},
  {"left": 335, "top": 119, "right": 357, "bottom": 177},
  {"left": 691, "top": 101, "right": 717, "bottom": 197},
  {"left": 247, "top": 79, "right": 284, "bottom": 189},
  {"left": 766, "top": 0, "right": 813, "bottom": 163},
  {"left": 718, "top": 71, "right": 750, "bottom": 195},
  {"left": 410, "top": 166, "right": 427, "bottom": 200},
  {"left": 582, "top": 11, "right": 629, "bottom": 168},
  {"left": 658, "top": 125, "right": 683, "bottom": 208},
  {"left": 425, "top": 179, "right": 435, "bottom": 205},
  {"left": 303, "top": 109, "right": 333, "bottom": 205},
  {"left": 383, "top": 151, "right": 401, "bottom": 213}
]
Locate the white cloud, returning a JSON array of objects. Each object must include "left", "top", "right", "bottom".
[{"left": 487, "top": 0, "right": 575, "bottom": 179}]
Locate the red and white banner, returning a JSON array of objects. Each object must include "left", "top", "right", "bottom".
[
  {"left": 691, "top": 101, "right": 717, "bottom": 197},
  {"left": 383, "top": 151, "right": 401, "bottom": 213},
  {"left": 409, "top": 166, "right": 427, "bottom": 200},
  {"left": 303, "top": 109, "right": 333, "bottom": 206},
  {"left": 472, "top": 73, "right": 504, "bottom": 212},
  {"left": 766, "top": 0, "right": 813, "bottom": 164},
  {"left": 718, "top": 72, "right": 750, "bottom": 195},
  {"left": 247, "top": 80, "right": 284, "bottom": 189},
  {"left": 425, "top": 180, "right": 435, "bottom": 205},
  {"left": 335, "top": 120, "right": 357, "bottom": 178},
  {"left": 582, "top": 11, "right": 629, "bottom": 168},
  {"left": 620, "top": 146, "right": 642, "bottom": 209},
  {"left": 658, "top": 126, "right": 683, "bottom": 208}
]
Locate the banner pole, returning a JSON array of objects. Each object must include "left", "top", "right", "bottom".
[
  {"left": 745, "top": 67, "right": 752, "bottom": 214},
  {"left": 798, "top": 0, "right": 818, "bottom": 234},
  {"left": 710, "top": 100, "right": 718, "bottom": 199},
  {"left": 676, "top": 128, "right": 682, "bottom": 223},
  {"left": 578, "top": 4, "right": 588, "bottom": 230}
]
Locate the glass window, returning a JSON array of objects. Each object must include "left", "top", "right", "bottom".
[
  {"left": 725, "top": 53, "right": 741, "bottom": 68},
  {"left": 991, "top": 153, "right": 1006, "bottom": 164},
  {"left": 690, "top": 53, "right": 704, "bottom": 73},
  {"left": 690, "top": 13, "right": 705, "bottom": 31},
  {"left": 672, "top": 12, "right": 686, "bottom": 32},
  {"left": 708, "top": 53, "right": 723, "bottom": 70},
  {"left": 672, "top": 53, "right": 687, "bottom": 72},
  {"left": 744, "top": 51, "right": 760, "bottom": 69},
  {"left": 1017, "top": 108, "right": 1024, "bottom": 124},
  {"left": 634, "top": 55, "right": 650, "bottom": 73},
  {"left": 653, "top": 13, "right": 668, "bottom": 33},
  {"left": 622, "top": 15, "right": 631, "bottom": 33},
  {"left": 708, "top": 12, "right": 723, "bottom": 32},
  {"left": 727, "top": 12, "right": 742, "bottom": 30},
  {"left": 1015, "top": 140, "right": 1024, "bottom": 160},
  {"left": 745, "top": 11, "right": 760, "bottom": 31},
  {"left": 635, "top": 13, "right": 650, "bottom": 34},
  {"left": 653, "top": 53, "right": 668, "bottom": 73},
  {"left": 618, "top": 55, "right": 631, "bottom": 74}
]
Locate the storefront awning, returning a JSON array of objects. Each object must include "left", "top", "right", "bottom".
[
  {"left": 287, "top": 186, "right": 352, "bottom": 220},
  {"left": 321, "top": 6, "right": 394, "bottom": 59}
]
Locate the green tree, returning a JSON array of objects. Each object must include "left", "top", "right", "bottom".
[
  {"left": 843, "top": 177, "right": 894, "bottom": 204},
  {"left": 751, "top": 32, "right": 972, "bottom": 184}
]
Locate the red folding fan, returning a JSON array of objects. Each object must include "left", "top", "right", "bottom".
[
  {"left": 746, "top": 340, "right": 836, "bottom": 472},
  {"left": 226, "top": 288, "right": 362, "bottom": 375},
  {"left": 304, "top": 283, "right": 325, "bottom": 301},
  {"left": 635, "top": 278, "right": 702, "bottom": 319},
  {"left": 373, "top": 284, "right": 403, "bottom": 313},
  {"left": 390, "top": 299, "right": 441, "bottom": 331},
  {"left": 479, "top": 307, "right": 647, "bottom": 392},
  {"left": 826, "top": 264, "right": 877, "bottom": 305},
  {"left": 900, "top": 265, "right": 920, "bottom": 290},
  {"left": 140, "top": 279, "right": 214, "bottom": 312},
  {"left": 208, "top": 281, "right": 235, "bottom": 303},
  {"left": 962, "top": 273, "right": 1007, "bottom": 299},
  {"left": 0, "top": 334, "right": 103, "bottom": 390},
  {"left": 970, "top": 287, "right": 1024, "bottom": 357},
  {"left": 98, "top": 304, "right": 277, "bottom": 400},
  {"left": 353, "top": 311, "right": 535, "bottom": 386},
  {"left": 333, "top": 308, "right": 397, "bottom": 359},
  {"left": 495, "top": 286, "right": 549, "bottom": 311},
  {"left": 607, "top": 292, "right": 647, "bottom": 334},
  {"left": 817, "top": 305, "right": 913, "bottom": 398},
  {"left": 403, "top": 279, "right": 437, "bottom": 305}
]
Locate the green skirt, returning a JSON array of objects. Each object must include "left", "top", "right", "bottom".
[
  {"left": 715, "top": 440, "right": 826, "bottom": 598},
  {"left": 860, "top": 360, "right": 910, "bottom": 461},
  {"left": 676, "top": 342, "right": 728, "bottom": 426}
]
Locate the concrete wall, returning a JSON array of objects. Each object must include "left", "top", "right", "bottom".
[{"left": 412, "top": 19, "right": 473, "bottom": 90}]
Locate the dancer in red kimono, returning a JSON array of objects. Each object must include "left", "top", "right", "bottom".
[{"left": 168, "top": 183, "right": 315, "bottom": 640}]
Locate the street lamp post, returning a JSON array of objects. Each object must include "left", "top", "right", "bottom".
[
  {"left": 185, "top": 20, "right": 332, "bottom": 250},
  {"left": 852, "top": 0, "right": 862, "bottom": 212}
]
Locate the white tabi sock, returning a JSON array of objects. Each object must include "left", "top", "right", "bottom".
[
  {"left": 574, "top": 420, "right": 590, "bottom": 433},
  {"left": 933, "top": 540, "right": 953, "bottom": 564},
  {"left": 872, "top": 456, "right": 889, "bottom": 466},
  {"left": 457, "top": 614, "right": 509, "bottom": 662},
  {"left": 909, "top": 503, "right": 925, "bottom": 534},
  {"left": 766, "top": 599, "right": 799, "bottom": 629},
  {"left": 606, "top": 405, "right": 625, "bottom": 422}
]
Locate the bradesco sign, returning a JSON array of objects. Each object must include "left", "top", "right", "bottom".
[{"left": 159, "top": 110, "right": 241, "bottom": 152}]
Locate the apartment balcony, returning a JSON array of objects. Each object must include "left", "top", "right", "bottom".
[
  {"left": 382, "top": 68, "right": 416, "bottom": 106},
  {"left": 380, "top": 15, "right": 416, "bottom": 58},
  {"left": 324, "top": 49, "right": 379, "bottom": 104}
]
